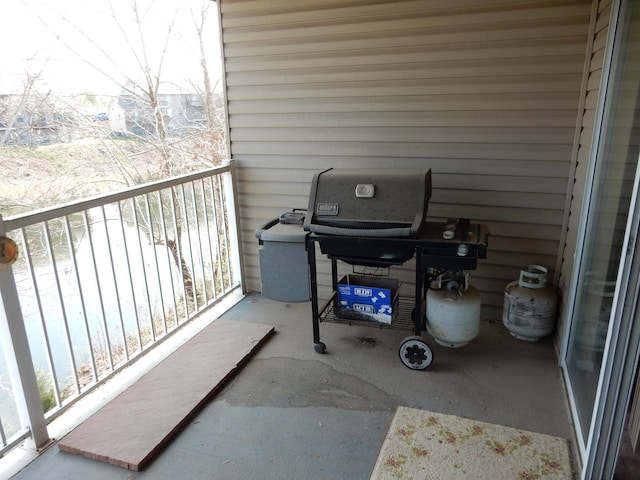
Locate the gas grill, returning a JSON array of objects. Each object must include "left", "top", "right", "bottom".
[{"left": 304, "top": 167, "right": 489, "bottom": 370}]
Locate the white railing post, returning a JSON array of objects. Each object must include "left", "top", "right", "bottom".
[
  {"left": 0, "top": 214, "right": 49, "bottom": 449},
  {"left": 224, "top": 161, "right": 245, "bottom": 293}
]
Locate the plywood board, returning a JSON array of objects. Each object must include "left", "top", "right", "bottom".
[{"left": 58, "top": 320, "right": 274, "bottom": 470}]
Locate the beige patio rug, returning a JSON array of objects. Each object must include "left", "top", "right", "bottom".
[{"left": 370, "top": 406, "right": 574, "bottom": 480}]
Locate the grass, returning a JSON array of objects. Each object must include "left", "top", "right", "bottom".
[
  {"left": 0, "top": 139, "right": 166, "bottom": 216},
  {"left": 0, "top": 134, "right": 223, "bottom": 217}
]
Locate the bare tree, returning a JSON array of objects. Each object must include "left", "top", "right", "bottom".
[
  {"left": 113, "top": 0, "right": 179, "bottom": 175},
  {"left": 23, "top": 0, "right": 227, "bottom": 302},
  {"left": 189, "top": 1, "right": 215, "bottom": 129},
  {"left": 26, "top": 0, "right": 181, "bottom": 173},
  {"left": 0, "top": 73, "right": 40, "bottom": 147}
]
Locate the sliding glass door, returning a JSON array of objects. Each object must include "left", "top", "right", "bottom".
[{"left": 561, "top": 0, "right": 640, "bottom": 477}]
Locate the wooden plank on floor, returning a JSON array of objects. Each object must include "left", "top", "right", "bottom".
[{"left": 58, "top": 319, "right": 275, "bottom": 471}]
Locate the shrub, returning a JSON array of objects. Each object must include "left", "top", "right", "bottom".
[{"left": 36, "top": 371, "right": 56, "bottom": 413}]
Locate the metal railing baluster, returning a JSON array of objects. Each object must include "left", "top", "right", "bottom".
[
  {"left": 208, "top": 176, "right": 224, "bottom": 295},
  {"left": 130, "top": 197, "right": 156, "bottom": 346},
  {"left": 198, "top": 178, "right": 215, "bottom": 303},
  {"left": 0, "top": 418, "right": 6, "bottom": 447},
  {"left": 83, "top": 209, "right": 114, "bottom": 374},
  {"left": 156, "top": 189, "right": 178, "bottom": 329},
  {"left": 63, "top": 214, "right": 99, "bottom": 390},
  {"left": 144, "top": 192, "right": 167, "bottom": 336},
  {"left": 116, "top": 201, "right": 143, "bottom": 354},
  {"left": 184, "top": 181, "right": 200, "bottom": 312},
  {"left": 21, "top": 225, "right": 62, "bottom": 406},
  {"left": 217, "top": 174, "right": 233, "bottom": 290},
  {"left": 168, "top": 187, "right": 188, "bottom": 323},
  {"left": 99, "top": 206, "right": 128, "bottom": 364},
  {"left": 44, "top": 219, "right": 81, "bottom": 399}
]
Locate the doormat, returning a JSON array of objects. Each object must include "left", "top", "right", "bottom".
[
  {"left": 370, "top": 406, "right": 574, "bottom": 480},
  {"left": 59, "top": 319, "right": 274, "bottom": 471}
]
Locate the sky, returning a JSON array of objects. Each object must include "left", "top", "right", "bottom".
[{"left": 0, "top": 0, "right": 222, "bottom": 96}]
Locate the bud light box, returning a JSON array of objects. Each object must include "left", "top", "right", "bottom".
[{"left": 337, "top": 274, "right": 399, "bottom": 324}]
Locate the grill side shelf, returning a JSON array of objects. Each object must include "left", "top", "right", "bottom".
[{"left": 319, "top": 292, "right": 416, "bottom": 331}]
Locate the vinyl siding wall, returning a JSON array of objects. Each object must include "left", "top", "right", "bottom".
[
  {"left": 557, "top": 0, "right": 611, "bottom": 343},
  {"left": 219, "top": 0, "right": 594, "bottom": 319}
]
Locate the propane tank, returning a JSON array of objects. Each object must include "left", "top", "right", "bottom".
[
  {"left": 426, "top": 271, "right": 481, "bottom": 348},
  {"left": 503, "top": 265, "right": 558, "bottom": 341}
]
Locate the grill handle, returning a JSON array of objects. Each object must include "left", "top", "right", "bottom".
[{"left": 309, "top": 224, "right": 411, "bottom": 237}]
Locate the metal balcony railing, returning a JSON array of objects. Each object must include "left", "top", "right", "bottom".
[{"left": 0, "top": 162, "right": 243, "bottom": 455}]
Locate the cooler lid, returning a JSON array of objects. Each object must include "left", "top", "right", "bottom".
[{"left": 258, "top": 221, "right": 308, "bottom": 243}]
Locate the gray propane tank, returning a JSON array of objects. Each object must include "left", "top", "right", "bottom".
[{"left": 503, "top": 265, "right": 558, "bottom": 341}]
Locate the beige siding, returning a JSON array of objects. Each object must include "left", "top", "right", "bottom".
[
  {"left": 220, "top": 0, "right": 593, "bottom": 319},
  {"left": 558, "top": 0, "right": 611, "bottom": 339}
]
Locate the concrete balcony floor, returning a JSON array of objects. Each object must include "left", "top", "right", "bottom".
[{"left": 7, "top": 293, "right": 574, "bottom": 480}]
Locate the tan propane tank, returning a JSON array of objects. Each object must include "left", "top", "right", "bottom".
[{"left": 503, "top": 265, "right": 558, "bottom": 341}]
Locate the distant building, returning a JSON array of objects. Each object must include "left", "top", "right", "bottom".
[
  {"left": 0, "top": 91, "right": 222, "bottom": 145},
  {"left": 117, "top": 93, "right": 209, "bottom": 137},
  {"left": 0, "top": 94, "right": 79, "bottom": 145}
]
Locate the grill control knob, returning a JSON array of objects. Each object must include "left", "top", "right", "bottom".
[{"left": 457, "top": 244, "right": 469, "bottom": 257}]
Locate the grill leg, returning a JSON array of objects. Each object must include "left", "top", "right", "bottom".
[
  {"left": 398, "top": 247, "right": 434, "bottom": 370},
  {"left": 413, "top": 247, "right": 424, "bottom": 336},
  {"left": 308, "top": 238, "right": 326, "bottom": 353}
]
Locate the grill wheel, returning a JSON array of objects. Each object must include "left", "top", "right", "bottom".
[{"left": 399, "top": 336, "right": 434, "bottom": 370}]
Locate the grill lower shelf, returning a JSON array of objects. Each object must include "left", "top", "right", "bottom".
[{"left": 319, "top": 292, "right": 418, "bottom": 331}]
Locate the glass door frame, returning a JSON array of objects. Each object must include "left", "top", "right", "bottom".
[{"left": 559, "top": 0, "right": 640, "bottom": 477}]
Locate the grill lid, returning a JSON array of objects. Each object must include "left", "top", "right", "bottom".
[{"left": 304, "top": 168, "right": 432, "bottom": 238}]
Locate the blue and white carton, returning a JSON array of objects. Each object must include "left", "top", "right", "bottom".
[{"left": 337, "top": 274, "right": 399, "bottom": 325}]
